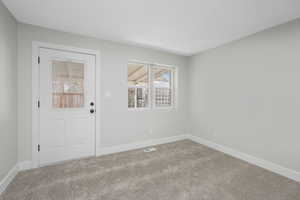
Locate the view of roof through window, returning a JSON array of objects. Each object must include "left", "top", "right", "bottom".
[{"left": 128, "top": 63, "right": 174, "bottom": 108}]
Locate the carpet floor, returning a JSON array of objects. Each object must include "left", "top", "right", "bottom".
[{"left": 1, "top": 140, "right": 300, "bottom": 200}]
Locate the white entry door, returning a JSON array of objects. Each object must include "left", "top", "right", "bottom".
[{"left": 39, "top": 48, "right": 96, "bottom": 166}]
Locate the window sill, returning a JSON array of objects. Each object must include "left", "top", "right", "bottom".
[
  {"left": 128, "top": 107, "right": 151, "bottom": 111},
  {"left": 127, "top": 106, "right": 176, "bottom": 112},
  {"left": 153, "top": 106, "right": 176, "bottom": 111}
]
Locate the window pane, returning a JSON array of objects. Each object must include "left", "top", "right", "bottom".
[
  {"left": 153, "top": 67, "right": 173, "bottom": 107},
  {"left": 128, "top": 63, "right": 148, "bottom": 86},
  {"left": 52, "top": 61, "right": 84, "bottom": 108},
  {"left": 128, "top": 88, "right": 135, "bottom": 108},
  {"left": 128, "top": 63, "right": 149, "bottom": 108},
  {"left": 136, "top": 88, "right": 148, "bottom": 108}
]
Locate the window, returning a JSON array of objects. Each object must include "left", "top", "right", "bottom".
[
  {"left": 127, "top": 62, "right": 176, "bottom": 109},
  {"left": 52, "top": 60, "right": 84, "bottom": 108},
  {"left": 152, "top": 67, "right": 173, "bottom": 108},
  {"left": 127, "top": 63, "right": 149, "bottom": 108}
]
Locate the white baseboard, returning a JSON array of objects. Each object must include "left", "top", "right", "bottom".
[
  {"left": 188, "top": 135, "right": 300, "bottom": 182},
  {"left": 19, "top": 161, "right": 33, "bottom": 171},
  {"left": 17, "top": 135, "right": 188, "bottom": 171},
  {"left": 0, "top": 164, "right": 19, "bottom": 195},
  {"left": 97, "top": 135, "right": 188, "bottom": 156},
  {"left": 13, "top": 134, "right": 299, "bottom": 184}
]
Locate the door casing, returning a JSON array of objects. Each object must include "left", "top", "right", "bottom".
[{"left": 32, "top": 41, "right": 101, "bottom": 169}]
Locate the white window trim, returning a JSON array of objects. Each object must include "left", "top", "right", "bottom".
[{"left": 127, "top": 60, "right": 177, "bottom": 111}]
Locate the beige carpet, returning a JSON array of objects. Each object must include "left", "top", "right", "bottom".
[{"left": 1, "top": 140, "right": 300, "bottom": 200}]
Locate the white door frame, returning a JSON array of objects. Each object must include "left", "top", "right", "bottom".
[{"left": 32, "top": 41, "right": 101, "bottom": 168}]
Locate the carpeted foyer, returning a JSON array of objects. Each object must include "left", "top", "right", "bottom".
[{"left": 1, "top": 140, "right": 300, "bottom": 200}]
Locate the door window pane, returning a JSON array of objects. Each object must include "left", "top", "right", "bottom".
[
  {"left": 52, "top": 61, "right": 84, "bottom": 108},
  {"left": 153, "top": 67, "right": 173, "bottom": 107}
]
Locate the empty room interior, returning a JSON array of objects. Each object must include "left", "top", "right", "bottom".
[{"left": 1, "top": 0, "right": 300, "bottom": 199}]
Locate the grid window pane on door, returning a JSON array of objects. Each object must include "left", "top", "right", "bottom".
[
  {"left": 128, "top": 63, "right": 149, "bottom": 108},
  {"left": 52, "top": 60, "right": 84, "bottom": 108},
  {"left": 153, "top": 67, "right": 173, "bottom": 107}
]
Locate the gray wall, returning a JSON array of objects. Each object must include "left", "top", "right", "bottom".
[
  {"left": 17, "top": 23, "right": 189, "bottom": 163},
  {"left": 12, "top": 5, "right": 300, "bottom": 174},
  {"left": 189, "top": 18, "right": 300, "bottom": 172},
  {"left": 0, "top": 1, "right": 18, "bottom": 180}
]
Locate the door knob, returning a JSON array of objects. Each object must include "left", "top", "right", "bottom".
[
  {"left": 90, "top": 109, "right": 95, "bottom": 114},
  {"left": 90, "top": 102, "right": 94, "bottom": 106}
]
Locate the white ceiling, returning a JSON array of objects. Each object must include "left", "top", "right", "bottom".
[{"left": 3, "top": 0, "right": 300, "bottom": 56}]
